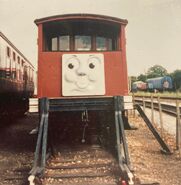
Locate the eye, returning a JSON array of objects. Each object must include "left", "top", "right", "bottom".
[
  {"left": 88, "top": 56, "right": 100, "bottom": 70},
  {"left": 89, "top": 63, "right": 95, "bottom": 69},
  {"left": 68, "top": 63, "right": 74, "bottom": 69},
  {"left": 66, "top": 56, "right": 80, "bottom": 70}
]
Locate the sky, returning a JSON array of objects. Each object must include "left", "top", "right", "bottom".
[{"left": 0, "top": 0, "right": 181, "bottom": 76}]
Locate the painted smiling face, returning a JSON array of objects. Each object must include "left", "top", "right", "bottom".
[{"left": 62, "top": 54, "right": 105, "bottom": 96}]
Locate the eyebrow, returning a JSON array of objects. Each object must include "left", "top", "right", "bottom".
[{"left": 87, "top": 56, "right": 101, "bottom": 63}]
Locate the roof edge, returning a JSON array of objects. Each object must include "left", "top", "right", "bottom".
[
  {"left": 0, "top": 31, "right": 34, "bottom": 69},
  {"left": 34, "top": 13, "right": 128, "bottom": 26}
]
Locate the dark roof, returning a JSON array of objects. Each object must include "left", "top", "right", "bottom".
[
  {"left": 0, "top": 31, "right": 34, "bottom": 69},
  {"left": 34, "top": 13, "right": 128, "bottom": 25}
]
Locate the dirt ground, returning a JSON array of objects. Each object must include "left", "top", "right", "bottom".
[
  {"left": 126, "top": 114, "right": 181, "bottom": 185},
  {"left": 0, "top": 113, "right": 38, "bottom": 185},
  {"left": 0, "top": 112, "right": 180, "bottom": 185}
]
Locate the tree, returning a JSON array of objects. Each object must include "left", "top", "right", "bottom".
[
  {"left": 146, "top": 65, "right": 168, "bottom": 78},
  {"left": 171, "top": 69, "right": 181, "bottom": 91},
  {"left": 130, "top": 76, "right": 137, "bottom": 84},
  {"left": 137, "top": 74, "right": 147, "bottom": 82}
]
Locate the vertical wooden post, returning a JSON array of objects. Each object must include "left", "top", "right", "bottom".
[
  {"left": 151, "top": 94, "right": 154, "bottom": 124},
  {"left": 158, "top": 96, "right": 164, "bottom": 138},
  {"left": 132, "top": 93, "right": 135, "bottom": 117},
  {"left": 176, "top": 100, "right": 179, "bottom": 149},
  {"left": 143, "top": 96, "right": 146, "bottom": 113},
  {"left": 176, "top": 100, "right": 181, "bottom": 155}
]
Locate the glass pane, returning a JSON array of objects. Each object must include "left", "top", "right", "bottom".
[
  {"left": 107, "top": 38, "right": 113, "bottom": 50},
  {"left": 59, "top": 36, "right": 70, "bottom": 51},
  {"left": 7, "top": 47, "right": 10, "bottom": 57},
  {"left": 75, "top": 36, "right": 91, "bottom": 51},
  {"left": 96, "top": 37, "right": 106, "bottom": 51},
  {"left": 51, "top": 37, "right": 58, "bottom": 51}
]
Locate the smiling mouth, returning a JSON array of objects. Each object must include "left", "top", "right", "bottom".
[
  {"left": 74, "top": 76, "right": 89, "bottom": 89},
  {"left": 76, "top": 81, "right": 89, "bottom": 89}
]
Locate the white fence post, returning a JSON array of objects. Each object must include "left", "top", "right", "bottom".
[
  {"left": 151, "top": 95, "right": 154, "bottom": 124},
  {"left": 176, "top": 100, "right": 181, "bottom": 155},
  {"left": 143, "top": 96, "right": 146, "bottom": 113},
  {"left": 132, "top": 93, "right": 136, "bottom": 117},
  {"left": 158, "top": 96, "right": 164, "bottom": 138}
]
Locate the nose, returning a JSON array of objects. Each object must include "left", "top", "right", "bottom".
[
  {"left": 76, "top": 63, "right": 87, "bottom": 76},
  {"left": 78, "top": 72, "right": 86, "bottom": 76}
]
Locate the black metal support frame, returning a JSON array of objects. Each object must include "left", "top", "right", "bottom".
[
  {"left": 29, "top": 96, "right": 132, "bottom": 183},
  {"left": 114, "top": 97, "right": 131, "bottom": 171},
  {"left": 135, "top": 104, "right": 171, "bottom": 154},
  {"left": 30, "top": 97, "right": 49, "bottom": 176}
]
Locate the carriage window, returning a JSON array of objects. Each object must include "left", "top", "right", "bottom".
[
  {"left": 107, "top": 38, "right": 113, "bottom": 50},
  {"left": 51, "top": 37, "right": 58, "bottom": 51},
  {"left": 96, "top": 37, "right": 106, "bottom": 51},
  {"left": 75, "top": 36, "right": 91, "bottom": 51},
  {"left": 59, "top": 36, "right": 70, "bottom": 51},
  {"left": 17, "top": 56, "right": 20, "bottom": 63},
  {"left": 96, "top": 37, "right": 113, "bottom": 51},
  {"left": 21, "top": 60, "right": 24, "bottom": 67},
  {"left": 13, "top": 52, "right": 16, "bottom": 61},
  {"left": 7, "top": 47, "right": 10, "bottom": 57}
]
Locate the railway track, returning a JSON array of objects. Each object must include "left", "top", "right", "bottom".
[
  {"left": 29, "top": 97, "right": 136, "bottom": 185},
  {"left": 29, "top": 97, "right": 169, "bottom": 185},
  {"left": 41, "top": 145, "right": 121, "bottom": 185},
  {"left": 3, "top": 166, "right": 30, "bottom": 185}
]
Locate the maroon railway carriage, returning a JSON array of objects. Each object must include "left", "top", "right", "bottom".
[
  {"left": 30, "top": 14, "right": 135, "bottom": 185},
  {"left": 0, "top": 32, "right": 34, "bottom": 118}
]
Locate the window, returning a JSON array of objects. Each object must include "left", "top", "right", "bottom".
[
  {"left": 43, "top": 20, "right": 119, "bottom": 51},
  {"left": 107, "top": 38, "right": 113, "bottom": 50},
  {"left": 75, "top": 36, "right": 91, "bottom": 51},
  {"left": 13, "top": 52, "right": 15, "bottom": 60},
  {"left": 51, "top": 37, "right": 58, "bottom": 51},
  {"left": 17, "top": 59, "right": 20, "bottom": 80},
  {"left": 96, "top": 37, "right": 113, "bottom": 51},
  {"left": 20, "top": 60, "right": 24, "bottom": 81},
  {"left": 7, "top": 47, "right": 10, "bottom": 57},
  {"left": 59, "top": 36, "right": 70, "bottom": 51},
  {"left": 21, "top": 60, "right": 24, "bottom": 66},
  {"left": 96, "top": 37, "right": 106, "bottom": 51},
  {"left": 17, "top": 56, "right": 20, "bottom": 63}
]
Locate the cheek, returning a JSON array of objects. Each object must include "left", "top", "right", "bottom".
[
  {"left": 64, "top": 70, "right": 77, "bottom": 82},
  {"left": 88, "top": 69, "right": 100, "bottom": 81}
]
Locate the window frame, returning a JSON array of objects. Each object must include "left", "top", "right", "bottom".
[
  {"left": 13, "top": 51, "right": 16, "bottom": 61},
  {"left": 48, "top": 34, "right": 117, "bottom": 52},
  {"left": 74, "top": 35, "right": 92, "bottom": 51},
  {"left": 59, "top": 35, "right": 70, "bottom": 51},
  {"left": 7, "top": 47, "right": 11, "bottom": 57}
]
